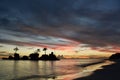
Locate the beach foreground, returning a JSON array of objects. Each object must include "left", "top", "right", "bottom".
[{"left": 74, "top": 60, "right": 120, "bottom": 80}]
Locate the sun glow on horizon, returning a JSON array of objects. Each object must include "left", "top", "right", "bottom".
[{"left": 0, "top": 43, "right": 113, "bottom": 59}]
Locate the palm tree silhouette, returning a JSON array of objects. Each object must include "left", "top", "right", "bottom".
[
  {"left": 43, "top": 48, "right": 47, "bottom": 55},
  {"left": 36, "top": 49, "right": 40, "bottom": 53},
  {"left": 14, "top": 47, "right": 19, "bottom": 53}
]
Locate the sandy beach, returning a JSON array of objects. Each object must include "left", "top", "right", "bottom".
[{"left": 74, "top": 60, "right": 120, "bottom": 80}]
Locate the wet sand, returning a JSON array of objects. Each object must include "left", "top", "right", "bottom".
[
  {"left": 58, "top": 60, "right": 112, "bottom": 80},
  {"left": 74, "top": 60, "right": 120, "bottom": 80}
]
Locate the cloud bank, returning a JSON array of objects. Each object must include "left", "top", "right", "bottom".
[{"left": 0, "top": 0, "right": 120, "bottom": 52}]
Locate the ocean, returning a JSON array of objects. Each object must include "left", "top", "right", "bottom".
[{"left": 0, "top": 59, "right": 113, "bottom": 80}]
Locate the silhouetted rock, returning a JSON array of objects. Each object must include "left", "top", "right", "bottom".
[{"left": 109, "top": 53, "right": 120, "bottom": 61}]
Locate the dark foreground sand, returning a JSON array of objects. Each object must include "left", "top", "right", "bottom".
[{"left": 74, "top": 60, "right": 120, "bottom": 80}]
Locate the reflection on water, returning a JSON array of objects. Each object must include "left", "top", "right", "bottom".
[
  {"left": 13, "top": 61, "right": 18, "bottom": 80},
  {"left": 0, "top": 59, "right": 113, "bottom": 80},
  {"left": 12, "top": 61, "right": 56, "bottom": 80}
]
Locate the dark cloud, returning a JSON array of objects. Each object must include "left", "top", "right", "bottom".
[{"left": 0, "top": 0, "right": 120, "bottom": 50}]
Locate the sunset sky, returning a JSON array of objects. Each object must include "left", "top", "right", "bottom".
[{"left": 0, "top": 0, "right": 120, "bottom": 58}]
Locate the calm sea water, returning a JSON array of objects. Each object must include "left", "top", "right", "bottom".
[{"left": 0, "top": 59, "right": 112, "bottom": 80}]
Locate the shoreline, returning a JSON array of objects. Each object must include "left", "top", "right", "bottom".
[
  {"left": 57, "top": 59, "right": 112, "bottom": 80},
  {"left": 74, "top": 60, "right": 118, "bottom": 80}
]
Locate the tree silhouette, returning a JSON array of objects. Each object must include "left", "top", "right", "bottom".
[
  {"left": 14, "top": 53, "right": 20, "bottom": 60},
  {"left": 8, "top": 55, "right": 14, "bottom": 60},
  {"left": 29, "top": 49, "right": 40, "bottom": 60},
  {"left": 2, "top": 47, "right": 60, "bottom": 61},
  {"left": 13, "top": 47, "right": 20, "bottom": 60},
  {"left": 43, "top": 48, "right": 47, "bottom": 55},
  {"left": 29, "top": 53, "right": 39, "bottom": 60},
  {"left": 21, "top": 56, "right": 29, "bottom": 60},
  {"left": 14, "top": 47, "right": 19, "bottom": 53},
  {"left": 36, "top": 49, "right": 40, "bottom": 53}
]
